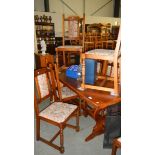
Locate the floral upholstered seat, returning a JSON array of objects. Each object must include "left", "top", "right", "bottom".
[
  {"left": 39, "top": 102, "right": 77, "bottom": 123},
  {"left": 61, "top": 87, "right": 77, "bottom": 99}
]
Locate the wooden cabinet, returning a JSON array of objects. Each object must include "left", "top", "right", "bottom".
[
  {"left": 35, "top": 53, "right": 54, "bottom": 69},
  {"left": 34, "top": 15, "right": 56, "bottom": 55}
]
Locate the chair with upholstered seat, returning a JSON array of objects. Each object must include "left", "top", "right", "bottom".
[
  {"left": 34, "top": 68, "right": 80, "bottom": 153},
  {"left": 56, "top": 14, "right": 85, "bottom": 70},
  {"left": 81, "top": 27, "right": 121, "bottom": 96},
  {"left": 47, "top": 63, "right": 82, "bottom": 114}
]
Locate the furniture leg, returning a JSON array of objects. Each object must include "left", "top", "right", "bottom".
[
  {"left": 113, "top": 56, "right": 118, "bottom": 96},
  {"left": 102, "top": 60, "right": 108, "bottom": 76},
  {"left": 111, "top": 139, "right": 121, "bottom": 155},
  {"left": 36, "top": 117, "right": 40, "bottom": 141},
  {"left": 60, "top": 126, "right": 64, "bottom": 153},
  {"left": 85, "top": 112, "right": 105, "bottom": 141},
  {"left": 111, "top": 143, "right": 117, "bottom": 155}
]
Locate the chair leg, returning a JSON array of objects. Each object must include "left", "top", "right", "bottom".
[
  {"left": 113, "top": 58, "right": 118, "bottom": 96},
  {"left": 111, "top": 142, "right": 117, "bottom": 155},
  {"left": 76, "top": 109, "right": 80, "bottom": 132},
  {"left": 60, "top": 126, "right": 64, "bottom": 153},
  {"left": 36, "top": 118, "right": 40, "bottom": 141}
]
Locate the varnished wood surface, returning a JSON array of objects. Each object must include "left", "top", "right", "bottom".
[
  {"left": 59, "top": 71, "right": 121, "bottom": 141},
  {"left": 59, "top": 71, "right": 121, "bottom": 109}
]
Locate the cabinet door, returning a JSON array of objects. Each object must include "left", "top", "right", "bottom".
[
  {"left": 40, "top": 56, "right": 47, "bottom": 67},
  {"left": 40, "top": 55, "right": 54, "bottom": 67}
]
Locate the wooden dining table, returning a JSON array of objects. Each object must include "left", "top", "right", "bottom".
[{"left": 59, "top": 71, "right": 121, "bottom": 142}]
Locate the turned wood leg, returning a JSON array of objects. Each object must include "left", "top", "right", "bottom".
[
  {"left": 113, "top": 57, "right": 118, "bottom": 96},
  {"left": 60, "top": 126, "right": 64, "bottom": 153},
  {"left": 102, "top": 60, "right": 108, "bottom": 76},
  {"left": 36, "top": 118, "right": 40, "bottom": 141},
  {"left": 111, "top": 141, "right": 117, "bottom": 155}
]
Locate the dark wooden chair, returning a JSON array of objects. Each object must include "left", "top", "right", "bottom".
[
  {"left": 111, "top": 137, "right": 121, "bottom": 155},
  {"left": 34, "top": 68, "right": 80, "bottom": 153},
  {"left": 47, "top": 63, "right": 82, "bottom": 115}
]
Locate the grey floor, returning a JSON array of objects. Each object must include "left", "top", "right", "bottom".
[{"left": 34, "top": 114, "right": 121, "bottom": 155}]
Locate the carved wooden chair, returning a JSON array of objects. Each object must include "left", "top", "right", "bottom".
[
  {"left": 47, "top": 63, "right": 81, "bottom": 113},
  {"left": 56, "top": 14, "right": 85, "bottom": 70},
  {"left": 111, "top": 137, "right": 121, "bottom": 155},
  {"left": 34, "top": 68, "right": 79, "bottom": 153}
]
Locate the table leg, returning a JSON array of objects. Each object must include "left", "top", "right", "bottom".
[{"left": 85, "top": 113, "right": 105, "bottom": 142}]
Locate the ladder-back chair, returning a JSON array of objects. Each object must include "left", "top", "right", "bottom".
[{"left": 34, "top": 68, "right": 80, "bottom": 153}]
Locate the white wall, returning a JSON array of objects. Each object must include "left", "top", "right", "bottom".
[{"left": 34, "top": 0, "right": 45, "bottom": 11}]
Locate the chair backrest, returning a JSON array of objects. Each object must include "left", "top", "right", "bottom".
[
  {"left": 47, "top": 63, "right": 63, "bottom": 102},
  {"left": 34, "top": 68, "right": 51, "bottom": 115},
  {"left": 62, "top": 14, "right": 85, "bottom": 47},
  {"left": 34, "top": 68, "right": 60, "bottom": 115},
  {"left": 34, "top": 68, "right": 51, "bottom": 102}
]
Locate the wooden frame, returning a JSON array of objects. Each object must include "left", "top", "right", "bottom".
[
  {"left": 81, "top": 27, "right": 121, "bottom": 96},
  {"left": 34, "top": 68, "right": 80, "bottom": 153},
  {"left": 47, "top": 63, "right": 82, "bottom": 114},
  {"left": 55, "top": 14, "right": 85, "bottom": 70},
  {"left": 59, "top": 71, "right": 121, "bottom": 141}
]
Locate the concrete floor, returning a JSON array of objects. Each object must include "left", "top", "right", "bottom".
[{"left": 34, "top": 114, "right": 121, "bottom": 155}]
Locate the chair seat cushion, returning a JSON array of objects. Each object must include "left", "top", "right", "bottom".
[
  {"left": 86, "top": 49, "right": 114, "bottom": 56},
  {"left": 39, "top": 102, "right": 77, "bottom": 123},
  {"left": 61, "top": 87, "right": 77, "bottom": 99}
]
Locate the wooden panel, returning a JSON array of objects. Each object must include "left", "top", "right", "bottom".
[{"left": 35, "top": 53, "right": 54, "bottom": 69}]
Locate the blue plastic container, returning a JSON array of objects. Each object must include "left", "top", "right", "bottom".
[
  {"left": 66, "top": 65, "right": 81, "bottom": 79},
  {"left": 85, "top": 59, "right": 97, "bottom": 85}
]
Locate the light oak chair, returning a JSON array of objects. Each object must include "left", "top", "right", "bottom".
[
  {"left": 81, "top": 27, "right": 121, "bottom": 96},
  {"left": 56, "top": 14, "right": 85, "bottom": 70},
  {"left": 34, "top": 68, "right": 80, "bottom": 153}
]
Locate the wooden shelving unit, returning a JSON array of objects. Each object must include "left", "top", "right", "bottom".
[{"left": 34, "top": 15, "right": 56, "bottom": 55}]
